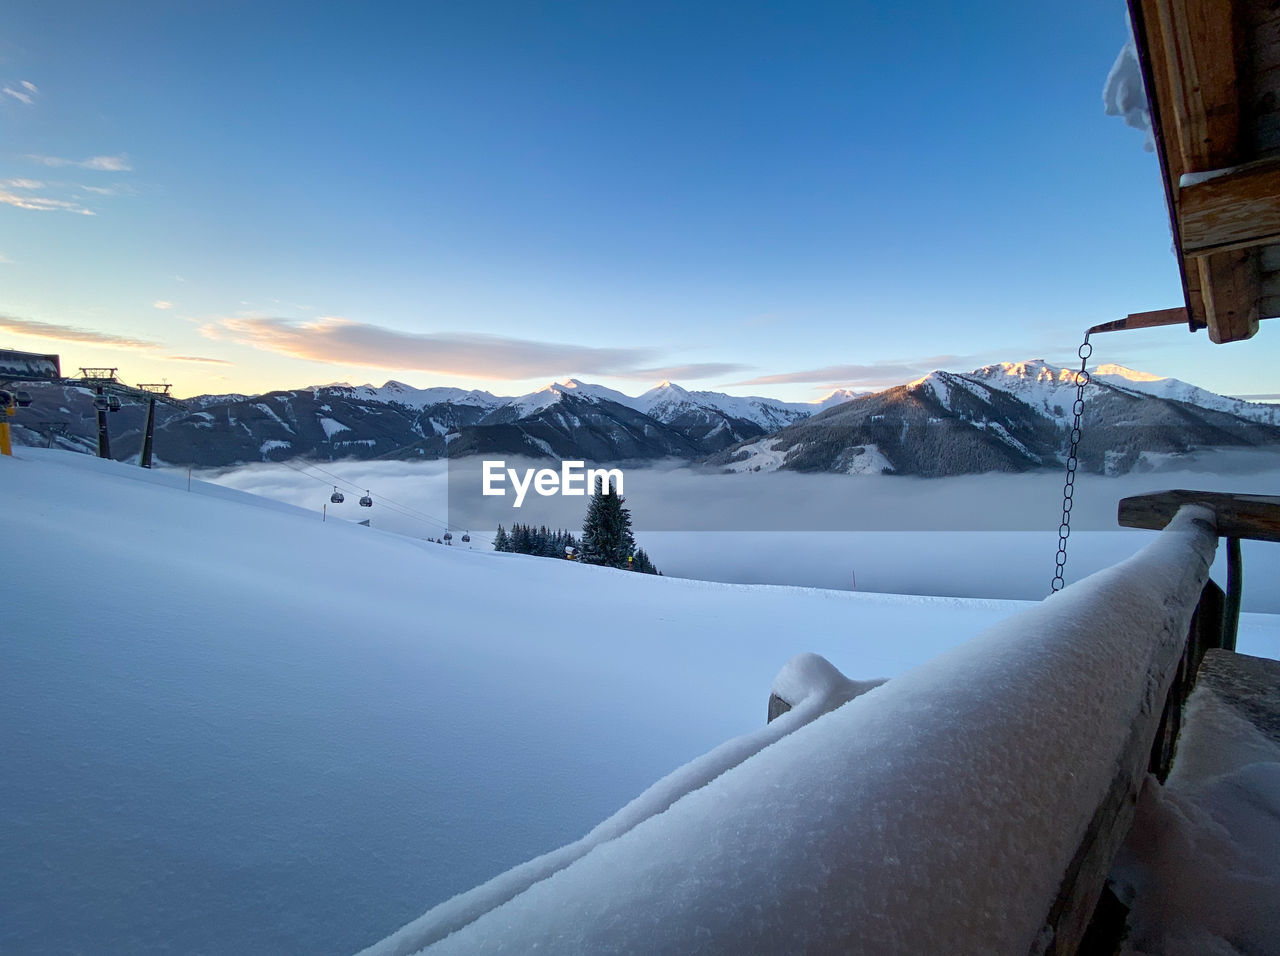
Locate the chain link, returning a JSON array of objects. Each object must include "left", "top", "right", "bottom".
[{"left": 1051, "top": 335, "right": 1093, "bottom": 593}]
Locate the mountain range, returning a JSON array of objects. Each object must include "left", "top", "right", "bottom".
[
  {"left": 10, "top": 360, "right": 1279, "bottom": 477},
  {"left": 712, "top": 360, "right": 1280, "bottom": 477}
]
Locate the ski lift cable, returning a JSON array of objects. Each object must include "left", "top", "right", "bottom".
[
  {"left": 295, "top": 458, "right": 465, "bottom": 527},
  {"left": 273, "top": 458, "right": 455, "bottom": 531},
  {"left": 279, "top": 458, "right": 461, "bottom": 529}
]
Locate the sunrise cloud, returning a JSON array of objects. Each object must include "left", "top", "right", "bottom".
[
  {"left": 153, "top": 300, "right": 175, "bottom": 310},
  {"left": 166, "top": 355, "right": 233, "bottom": 365},
  {"left": 628, "top": 362, "right": 752, "bottom": 381},
  {"left": 0, "top": 314, "right": 160, "bottom": 349},
  {"left": 202, "top": 315, "right": 670, "bottom": 380}
]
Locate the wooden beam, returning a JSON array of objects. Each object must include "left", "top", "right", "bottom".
[
  {"left": 1152, "top": 0, "right": 1241, "bottom": 169},
  {"left": 1179, "top": 157, "right": 1280, "bottom": 255},
  {"left": 1118, "top": 490, "right": 1280, "bottom": 542},
  {"left": 1086, "top": 307, "right": 1189, "bottom": 336},
  {"left": 1197, "top": 248, "right": 1261, "bottom": 341}
]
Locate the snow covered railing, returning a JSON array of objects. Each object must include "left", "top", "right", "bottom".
[{"left": 365, "top": 507, "right": 1218, "bottom": 955}]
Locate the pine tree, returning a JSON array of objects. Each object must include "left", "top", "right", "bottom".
[
  {"left": 579, "top": 477, "right": 636, "bottom": 568},
  {"left": 493, "top": 525, "right": 510, "bottom": 551},
  {"left": 633, "top": 548, "right": 659, "bottom": 575}
]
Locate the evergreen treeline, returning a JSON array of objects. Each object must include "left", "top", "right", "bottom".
[
  {"left": 491, "top": 478, "right": 660, "bottom": 575},
  {"left": 493, "top": 523, "right": 579, "bottom": 559}
]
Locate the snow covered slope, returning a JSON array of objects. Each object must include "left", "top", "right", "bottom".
[{"left": 0, "top": 448, "right": 1032, "bottom": 955}]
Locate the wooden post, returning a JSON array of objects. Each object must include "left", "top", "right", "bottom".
[{"left": 1224, "top": 537, "right": 1242, "bottom": 651}]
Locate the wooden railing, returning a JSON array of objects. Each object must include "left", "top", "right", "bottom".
[{"left": 364, "top": 506, "right": 1223, "bottom": 955}]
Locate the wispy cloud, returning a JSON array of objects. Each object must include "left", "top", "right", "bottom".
[
  {"left": 2, "top": 80, "right": 38, "bottom": 105},
  {"left": 0, "top": 314, "right": 159, "bottom": 349},
  {"left": 202, "top": 315, "right": 669, "bottom": 380},
  {"left": 0, "top": 253, "right": 12, "bottom": 264},
  {"left": 2, "top": 178, "right": 43, "bottom": 189},
  {"left": 153, "top": 300, "right": 175, "bottom": 310},
  {"left": 727, "top": 356, "right": 970, "bottom": 389},
  {"left": 166, "top": 354, "right": 233, "bottom": 365},
  {"left": 626, "top": 362, "right": 752, "bottom": 381},
  {"left": 0, "top": 188, "right": 94, "bottom": 215},
  {"left": 28, "top": 153, "right": 132, "bottom": 171}
]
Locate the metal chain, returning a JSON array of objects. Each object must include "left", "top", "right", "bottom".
[{"left": 1051, "top": 334, "right": 1093, "bottom": 593}]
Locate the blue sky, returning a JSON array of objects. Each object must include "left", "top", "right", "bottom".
[{"left": 1, "top": 0, "right": 1275, "bottom": 400}]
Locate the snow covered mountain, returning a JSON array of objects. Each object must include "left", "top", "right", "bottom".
[
  {"left": 713, "top": 359, "right": 1280, "bottom": 478},
  {"left": 9, "top": 377, "right": 858, "bottom": 466},
  {"left": 11, "top": 361, "right": 1277, "bottom": 473}
]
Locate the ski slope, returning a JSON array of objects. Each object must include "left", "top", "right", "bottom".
[{"left": 2, "top": 448, "right": 1277, "bottom": 953}]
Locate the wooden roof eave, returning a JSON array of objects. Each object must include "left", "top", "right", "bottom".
[{"left": 1129, "top": 0, "right": 1264, "bottom": 344}]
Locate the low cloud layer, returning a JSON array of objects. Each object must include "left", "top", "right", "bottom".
[
  {"left": 202, "top": 451, "right": 1280, "bottom": 612},
  {"left": 203, "top": 315, "right": 679, "bottom": 380},
  {"left": 0, "top": 314, "right": 159, "bottom": 349}
]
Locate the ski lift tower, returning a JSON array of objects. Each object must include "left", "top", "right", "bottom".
[
  {"left": 74, "top": 370, "right": 185, "bottom": 464},
  {"left": 135, "top": 383, "right": 173, "bottom": 469},
  {"left": 78, "top": 368, "right": 122, "bottom": 459}
]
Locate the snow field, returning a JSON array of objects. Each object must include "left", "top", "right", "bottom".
[{"left": 0, "top": 448, "right": 1036, "bottom": 954}]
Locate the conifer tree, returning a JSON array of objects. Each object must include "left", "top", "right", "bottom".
[
  {"left": 633, "top": 547, "right": 659, "bottom": 575},
  {"left": 579, "top": 477, "right": 636, "bottom": 568},
  {"left": 493, "top": 525, "right": 510, "bottom": 551}
]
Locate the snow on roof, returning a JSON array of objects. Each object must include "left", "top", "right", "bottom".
[{"left": 1103, "top": 20, "right": 1154, "bottom": 152}]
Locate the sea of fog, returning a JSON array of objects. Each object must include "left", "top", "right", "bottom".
[{"left": 197, "top": 448, "right": 1280, "bottom": 613}]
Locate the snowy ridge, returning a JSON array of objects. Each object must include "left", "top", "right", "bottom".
[
  {"left": 1091, "top": 363, "right": 1280, "bottom": 425},
  {"left": 631, "top": 381, "right": 833, "bottom": 430},
  {"left": 327, "top": 381, "right": 504, "bottom": 411}
]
